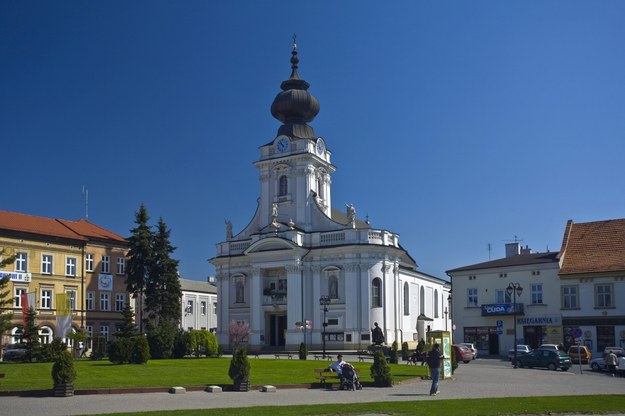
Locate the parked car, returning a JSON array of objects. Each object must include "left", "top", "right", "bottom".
[
  {"left": 590, "top": 350, "right": 625, "bottom": 372},
  {"left": 460, "top": 343, "right": 477, "bottom": 360},
  {"left": 508, "top": 345, "right": 532, "bottom": 361},
  {"left": 514, "top": 349, "right": 571, "bottom": 371},
  {"left": 567, "top": 345, "right": 591, "bottom": 364},
  {"left": 452, "top": 344, "right": 473, "bottom": 364},
  {"left": 603, "top": 347, "right": 625, "bottom": 356},
  {"left": 537, "top": 344, "right": 565, "bottom": 352},
  {"left": 1, "top": 344, "right": 27, "bottom": 361}
]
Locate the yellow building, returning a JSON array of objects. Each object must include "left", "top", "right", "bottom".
[{"left": 0, "top": 210, "right": 128, "bottom": 349}]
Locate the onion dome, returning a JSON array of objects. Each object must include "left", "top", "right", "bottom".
[{"left": 270, "top": 39, "right": 319, "bottom": 139}]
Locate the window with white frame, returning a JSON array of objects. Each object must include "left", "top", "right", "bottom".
[
  {"left": 531, "top": 284, "right": 543, "bottom": 304},
  {"left": 14, "top": 287, "right": 26, "bottom": 307},
  {"left": 65, "top": 289, "right": 77, "bottom": 310},
  {"left": 15, "top": 252, "right": 27, "bottom": 272},
  {"left": 116, "top": 257, "right": 125, "bottom": 275},
  {"left": 328, "top": 274, "right": 339, "bottom": 299},
  {"left": 66, "top": 257, "right": 77, "bottom": 277},
  {"left": 101, "top": 255, "right": 110, "bottom": 273},
  {"left": 100, "top": 325, "right": 109, "bottom": 341},
  {"left": 467, "top": 288, "right": 478, "bottom": 307},
  {"left": 100, "top": 292, "right": 110, "bottom": 311},
  {"left": 213, "top": 302, "right": 217, "bottom": 315},
  {"left": 41, "top": 288, "right": 52, "bottom": 309},
  {"left": 496, "top": 289, "right": 512, "bottom": 304},
  {"left": 279, "top": 175, "right": 288, "bottom": 196},
  {"left": 235, "top": 278, "right": 245, "bottom": 303},
  {"left": 595, "top": 284, "right": 613, "bottom": 308},
  {"left": 371, "top": 278, "right": 382, "bottom": 307},
  {"left": 561, "top": 285, "right": 578, "bottom": 309},
  {"left": 115, "top": 293, "right": 125, "bottom": 312},
  {"left": 86, "top": 291, "right": 94, "bottom": 310},
  {"left": 85, "top": 253, "right": 94, "bottom": 272},
  {"left": 201, "top": 301, "right": 207, "bottom": 315},
  {"left": 186, "top": 300, "right": 194, "bottom": 314},
  {"left": 41, "top": 254, "right": 53, "bottom": 275}
]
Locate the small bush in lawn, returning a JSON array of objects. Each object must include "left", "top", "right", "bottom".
[
  {"left": 401, "top": 342, "right": 410, "bottom": 360},
  {"left": 229, "top": 347, "right": 251, "bottom": 390},
  {"left": 52, "top": 350, "right": 77, "bottom": 385},
  {"left": 370, "top": 349, "right": 393, "bottom": 387},
  {"left": 132, "top": 336, "right": 150, "bottom": 364},
  {"left": 298, "top": 342, "right": 308, "bottom": 360},
  {"left": 390, "top": 341, "right": 399, "bottom": 364}
]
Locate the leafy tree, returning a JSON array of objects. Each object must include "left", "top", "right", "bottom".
[
  {"left": 125, "top": 204, "right": 153, "bottom": 333},
  {"left": 229, "top": 320, "right": 251, "bottom": 351},
  {"left": 0, "top": 249, "right": 16, "bottom": 339},
  {"left": 145, "top": 218, "right": 181, "bottom": 326},
  {"left": 172, "top": 329, "right": 191, "bottom": 358},
  {"left": 146, "top": 320, "right": 177, "bottom": 359}
]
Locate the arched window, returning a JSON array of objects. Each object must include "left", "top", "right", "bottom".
[
  {"left": 372, "top": 278, "right": 382, "bottom": 307},
  {"left": 234, "top": 277, "right": 245, "bottom": 304},
  {"left": 279, "top": 175, "right": 288, "bottom": 197},
  {"left": 403, "top": 282, "right": 410, "bottom": 315},
  {"left": 329, "top": 275, "right": 338, "bottom": 299},
  {"left": 420, "top": 286, "right": 425, "bottom": 314},
  {"left": 39, "top": 326, "right": 53, "bottom": 344}
]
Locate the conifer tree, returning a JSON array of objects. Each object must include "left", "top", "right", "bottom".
[
  {"left": 125, "top": 204, "right": 153, "bottom": 333},
  {"left": 115, "top": 303, "right": 137, "bottom": 338},
  {"left": 145, "top": 218, "right": 181, "bottom": 326}
]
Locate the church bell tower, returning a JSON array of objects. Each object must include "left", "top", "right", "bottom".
[{"left": 254, "top": 40, "right": 335, "bottom": 232}]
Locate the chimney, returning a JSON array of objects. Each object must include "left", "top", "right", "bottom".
[
  {"left": 520, "top": 245, "right": 532, "bottom": 255},
  {"left": 505, "top": 243, "right": 521, "bottom": 258}
]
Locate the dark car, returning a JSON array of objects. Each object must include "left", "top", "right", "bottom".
[
  {"left": 452, "top": 344, "right": 473, "bottom": 364},
  {"left": 1, "top": 344, "right": 27, "bottom": 361},
  {"left": 514, "top": 349, "right": 571, "bottom": 371}
]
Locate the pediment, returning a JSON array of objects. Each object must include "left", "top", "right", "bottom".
[{"left": 245, "top": 237, "right": 298, "bottom": 254}]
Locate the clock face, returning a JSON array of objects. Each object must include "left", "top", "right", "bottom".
[
  {"left": 315, "top": 138, "right": 325, "bottom": 155},
  {"left": 275, "top": 136, "right": 289, "bottom": 152}
]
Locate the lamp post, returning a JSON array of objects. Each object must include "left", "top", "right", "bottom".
[
  {"left": 319, "top": 295, "right": 331, "bottom": 359},
  {"left": 447, "top": 292, "right": 453, "bottom": 338},
  {"left": 444, "top": 307, "right": 448, "bottom": 331},
  {"left": 506, "top": 282, "right": 523, "bottom": 368}
]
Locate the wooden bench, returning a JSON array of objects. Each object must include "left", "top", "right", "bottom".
[
  {"left": 312, "top": 353, "right": 332, "bottom": 360},
  {"left": 358, "top": 354, "right": 374, "bottom": 362},
  {"left": 314, "top": 368, "right": 360, "bottom": 387},
  {"left": 274, "top": 352, "right": 293, "bottom": 359}
]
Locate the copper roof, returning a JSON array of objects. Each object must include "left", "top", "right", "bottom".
[
  {"left": 558, "top": 218, "right": 625, "bottom": 275},
  {"left": 0, "top": 210, "right": 126, "bottom": 244}
]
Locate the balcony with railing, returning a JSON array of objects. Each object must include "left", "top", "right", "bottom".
[{"left": 216, "top": 228, "right": 399, "bottom": 257}]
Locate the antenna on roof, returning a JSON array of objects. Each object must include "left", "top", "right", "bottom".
[
  {"left": 487, "top": 243, "right": 492, "bottom": 260},
  {"left": 82, "top": 185, "right": 89, "bottom": 219},
  {"left": 503, "top": 235, "right": 524, "bottom": 243}
]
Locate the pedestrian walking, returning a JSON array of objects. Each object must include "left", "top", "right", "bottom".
[
  {"left": 606, "top": 350, "right": 618, "bottom": 377},
  {"left": 426, "top": 343, "right": 444, "bottom": 396}
]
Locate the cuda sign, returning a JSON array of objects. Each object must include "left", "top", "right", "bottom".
[{"left": 481, "top": 304, "right": 513, "bottom": 316}]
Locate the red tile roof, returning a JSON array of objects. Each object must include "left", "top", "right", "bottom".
[
  {"left": 0, "top": 210, "right": 126, "bottom": 244},
  {"left": 558, "top": 218, "right": 625, "bottom": 275}
]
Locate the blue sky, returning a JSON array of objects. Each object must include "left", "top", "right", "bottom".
[{"left": 2, "top": 1, "right": 624, "bottom": 281}]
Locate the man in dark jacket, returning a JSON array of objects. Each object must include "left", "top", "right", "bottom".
[{"left": 427, "top": 343, "right": 444, "bottom": 395}]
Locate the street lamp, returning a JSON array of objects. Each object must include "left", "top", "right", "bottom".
[
  {"left": 506, "top": 282, "right": 523, "bottom": 368},
  {"left": 319, "top": 295, "right": 331, "bottom": 359},
  {"left": 444, "top": 307, "right": 448, "bottom": 331},
  {"left": 447, "top": 292, "right": 453, "bottom": 337}
]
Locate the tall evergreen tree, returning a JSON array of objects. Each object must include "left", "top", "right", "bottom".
[
  {"left": 0, "top": 249, "right": 16, "bottom": 339},
  {"left": 125, "top": 204, "right": 153, "bottom": 333},
  {"left": 145, "top": 218, "right": 181, "bottom": 326},
  {"left": 115, "top": 303, "right": 137, "bottom": 338},
  {"left": 22, "top": 307, "right": 41, "bottom": 362}
]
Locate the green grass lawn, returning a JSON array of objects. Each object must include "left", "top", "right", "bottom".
[
  {"left": 0, "top": 357, "right": 427, "bottom": 391},
  {"left": 80, "top": 395, "right": 625, "bottom": 416}
]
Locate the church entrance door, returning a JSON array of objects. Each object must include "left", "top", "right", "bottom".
[{"left": 269, "top": 314, "right": 287, "bottom": 347}]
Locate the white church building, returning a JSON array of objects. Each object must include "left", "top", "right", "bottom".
[{"left": 210, "top": 43, "right": 450, "bottom": 352}]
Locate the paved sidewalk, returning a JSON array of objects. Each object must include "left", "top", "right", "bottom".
[{"left": 2, "top": 359, "right": 624, "bottom": 415}]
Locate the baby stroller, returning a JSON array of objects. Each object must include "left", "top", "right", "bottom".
[{"left": 340, "top": 364, "right": 362, "bottom": 391}]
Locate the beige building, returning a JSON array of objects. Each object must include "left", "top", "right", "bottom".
[{"left": 0, "top": 210, "right": 128, "bottom": 348}]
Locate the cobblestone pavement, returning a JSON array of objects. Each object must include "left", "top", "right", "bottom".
[{"left": 3, "top": 357, "right": 624, "bottom": 415}]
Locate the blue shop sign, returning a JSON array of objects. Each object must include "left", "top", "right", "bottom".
[{"left": 481, "top": 303, "right": 524, "bottom": 316}]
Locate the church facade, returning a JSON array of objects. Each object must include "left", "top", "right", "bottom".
[{"left": 211, "top": 44, "right": 450, "bottom": 352}]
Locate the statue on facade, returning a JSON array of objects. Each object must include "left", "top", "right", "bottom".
[
  {"left": 346, "top": 203, "right": 356, "bottom": 227},
  {"left": 225, "top": 219, "right": 233, "bottom": 240}
]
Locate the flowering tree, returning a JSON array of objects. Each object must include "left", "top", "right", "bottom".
[{"left": 228, "top": 320, "right": 251, "bottom": 350}]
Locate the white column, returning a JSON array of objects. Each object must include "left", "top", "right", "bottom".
[{"left": 285, "top": 261, "right": 303, "bottom": 349}]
